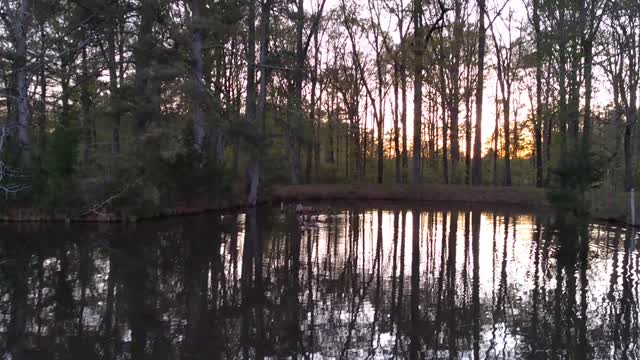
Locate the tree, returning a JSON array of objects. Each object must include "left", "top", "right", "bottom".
[
  {"left": 606, "top": 2, "right": 639, "bottom": 191},
  {"left": 245, "top": 0, "right": 258, "bottom": 205},
  {"left": 471, "top": 0, "right": 485, "bottom": 185},
  {"left": 532, "top": 0, "right": 543, "bottom": 187},
  {"left": 133, "top": 0, "right": 160, "bottom": 136},
  {"left": 190, "top": 0, "right": 206, "bottom": 153},
  {"left": 412, "top": 0, "right": 423, "bottom": 184},
  {"left": 2, "top": 0, "right": 32, "bottom": 167},
  {"left": 448, "top": 0, "right": 465, "bottom": 181},
  {"left": 490, "top": 10, "right": 518, "bottom": 186},
  {"left": 410, "top": 0, "right": 447, "bottom": 184},
  {"left": 289, "top": 0, "right": 328, "bottom": 185}
]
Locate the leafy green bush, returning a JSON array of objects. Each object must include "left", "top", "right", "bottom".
[
  {"left": 547, "top": 145, "right": 606, "bottom": 214},
  {"left": 141, "top": 126, "right": 231, "bottom": 207},
  {"left": 33, "top": 127, "right": 81, "bottom": 207}
]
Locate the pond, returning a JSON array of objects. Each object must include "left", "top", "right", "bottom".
[{"left": 0, "top": 203, "right": 638, "bottom": 359}]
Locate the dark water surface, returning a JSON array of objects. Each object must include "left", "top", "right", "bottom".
[{"left": 1, "top": 204, "right": 639, "bottom": 359}]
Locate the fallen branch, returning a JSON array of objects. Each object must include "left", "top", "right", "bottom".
[{"left": 79, "top": 180, "right": 138, "bottom": 217}]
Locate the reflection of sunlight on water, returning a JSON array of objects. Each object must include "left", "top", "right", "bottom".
[
  {"left": 226, "top": 208, "right": 640, "bottom": 358},
  {"left": 3, "top": 206, "right": 640, "bottom": 359}
]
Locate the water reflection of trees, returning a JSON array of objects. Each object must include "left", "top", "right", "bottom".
[{"left": 0, "top": 207, "right": 639, "bottom": 359}]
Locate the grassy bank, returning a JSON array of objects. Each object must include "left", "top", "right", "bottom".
[
  {"left": 272, "top": 184, "right": 550, "bottom": 209},
  {"left": 1, "top": 183, "right": 637, "bottom": 225},
  {"left": 588, "top": 190, "right": 637, "bottom": 225},
  {"left": 273, "top": 184, "right": 639, "bottom": 226},
  {"left": 0, "top": 197, "right": 248, "bottom": 223}
]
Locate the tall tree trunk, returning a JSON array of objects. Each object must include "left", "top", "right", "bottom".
[
  {"left": 80, "top": 31, "right": 93, "bottom": 163},
  {"left": 106, "top": 8, "right": 121, "bottom": 154},
  {"left": 290, "top": 0, "right": 305, "bottom": 185},
  {"left": 427, "top": 93, "right": 435, "bottom": 159},
  {"left": 376, "top": 55, "right": 384, "bottom": 184},
  {"left": 513, "top": 111, "right": 519, "bottom": 159},
  {"left": 190, "top": 0, "right": 206, "bottom": 153},
  {"left": 393, "top": 62, "right": 401, "bottom": 182},
  {"left": 464, "top": 66, "right": 473, "bottom": 185},
  {"left": 441, "top": 84, "right": 449, "bottom": 184},
  {"left": 412, "top": 0, "right": 423, "bottom": 184},
  {"left": 13, "top": 0, "right": 32, "bottom": 167},
  {"left": 256, "top": 0, "right": 270, "bottom": 147},
  {"left": 624, "top": 42, "right": 637, "bottom": 191},
  {"left": 363, "top": 101, "right": 368, "bottom": 179},
  {"left": 245, "top": 0, "right": 258, "bottom": 205},
  {"left": 401, "top": 58, "right": 409, "bottom": 183},
  {"left": 38, "top": 24, "right": 47, "bottom": 154},
  {"left": 624, "top": 122, "right": 634, "bottom": 191},
  {"left": 60, "top": 53, "right": 70, "bottom": 127},
  {"left": 567, "top": 40, "right": 581, "bottom": 147},
  {"left": 472, "top": 0, "right": 486, "bottom": 185},
  {"left": 493, "top": 93, "right": 499, "bottom": 185},
  {"left": 209, "top": 48, "right": 226, "bottom": 164},
  {"left": 449, "top": 0, "right": 463, "bottom": 180},
  {"left": 307, "top": 26, "right": 319, "bottom": 183},
  {"left": 503, "top": 95, "right": 512, "bottom": 185},
  {"left": 315, "top": 82, "right": 322, "bottom": 180},
  {"left": 327, "top": 92, "right": 335, "bottom": 163},
  {"left": 543, "top": 70, "right": 552, "bottom": 185},
  {"left": 533, "top": 0, "right": 544, "bottom": 187},
  {"left": 557, "top": 10, "right": 568, "bottom": 152},
  {"left": 133, "top": 0, "right": 156, "bottom": 135},
  {"left": 191, "top": 0, "right": 207, "bottom": 154},
  {"left": 582, "top": 38, "right": 593, "bottom": 149}
]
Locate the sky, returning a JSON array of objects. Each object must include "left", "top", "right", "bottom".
[{"left": 309, "top": 0, "right": 614, "bottom": 155}]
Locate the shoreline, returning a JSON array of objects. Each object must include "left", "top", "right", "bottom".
[
  {"left": 0, "top": 184, "right": 634, "bottom": 226},
  {"left": 271, "top": 184, "right": 550, "bottom": 209}
]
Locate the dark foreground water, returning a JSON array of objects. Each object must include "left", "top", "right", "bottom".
[{"left": 1, "top": 204, "right": 639, "bottom": 359}]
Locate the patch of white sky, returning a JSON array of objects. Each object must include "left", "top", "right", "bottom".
[{"left": 306, "top": 0, "right": 614, "bottom": 155}]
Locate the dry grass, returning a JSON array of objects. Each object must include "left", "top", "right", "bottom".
[
  {"left": 272, "top": 184, "right": 550, "bottom": 209},
  {"left": 588, "top": 190, "right": 635, "bottom": 224},
  {"left": 273, "top": 184, "right": 640, "bottom": 226},
  {"left": 3, "top": 183, "right": 636, "bottom": 225}
]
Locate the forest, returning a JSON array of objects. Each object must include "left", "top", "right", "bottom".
[{"left": 0, "top": 0, "right": 638, "bottom": 214}]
